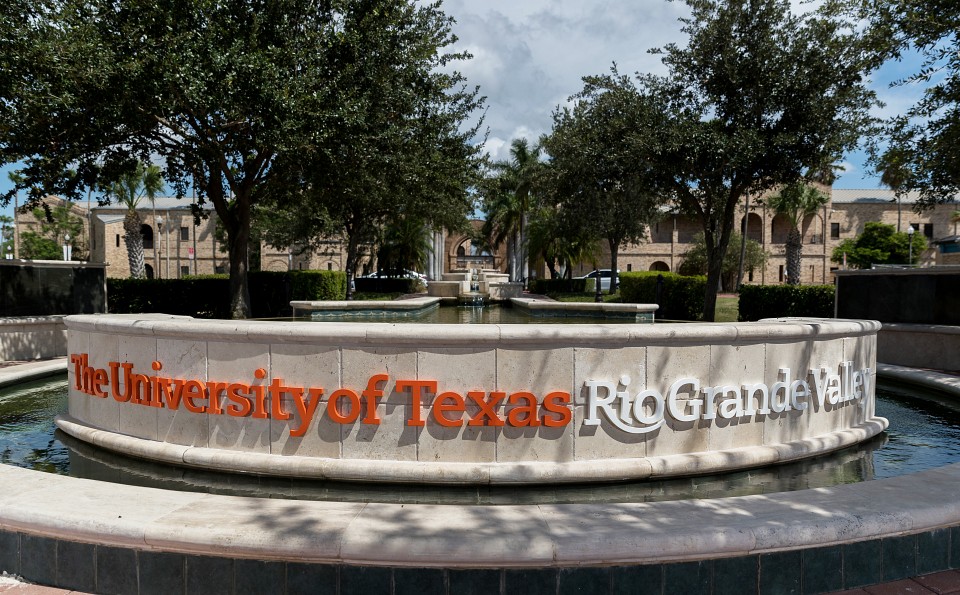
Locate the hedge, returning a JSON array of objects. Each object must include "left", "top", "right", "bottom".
[
  {"left": 108, "top": 270, "right": 347, "bottom": 318},
  {"left": 619, "top": 271, "right": 706, "bottom": 321},
  {"left": 530, "top": 278, "right": 595, "bottom": 295},
  {"left": 737, "top": 284, "right": 835, "bottom": 321},
  {"left": 353, "top": 277, "right": 421, "bottom": 294}
]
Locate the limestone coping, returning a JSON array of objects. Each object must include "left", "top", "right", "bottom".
[
  {"left": 2, "top": 359, "right": 958, "bottom": 568},
  {"left": 290, "top": 297, "right": 441, "bottom": 312},
  {"left": 510, "top": 297, "right": 659, "bottom": 314},
  {"left": 63, "top": 314, "right": 879, "bottom": 347}
]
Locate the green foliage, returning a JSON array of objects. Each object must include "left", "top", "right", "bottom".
[
  {"left": 479, "top": 138, "right": 544, "bottom": 283},
  {"left": 647, "top": 0, "right": 877, "bottom": 319},
  {"left": 619, "top": 272, "right": 706, "bottom": 321},
  {"left": 27, "top": 201, "right": 87, "bottom": 260},
  {"left": 830, "top": 221, "right": 927, "bottom": 268},
  {"left": 1, "top": 0, "right": 481, "bottom": 316},
  {"left": 531, "top": 278, "right": 595, "bottom": 295},
  {"left": 18, "top": 231, "right": 61, "bottom": 260},
  {"left": 542, "top": 67, "right": 668, "bottom": 292},
  {"left": 678, "top": 231, "right": 767, "bottom": 291},
  {"left": 738, "top": 284, "right": 835, "bottom": 321},
  {"left": 828, "top": 0, "right": 960, "bottom": 204},
  {"left": 108, "top": 271, "right": 346, "bottom": 318}
]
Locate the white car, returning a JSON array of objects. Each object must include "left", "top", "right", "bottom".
[
  {"left": 362, "top": 270, "right": 428, "bottom": 285},
  {"left": 575, "top": 269, "right": 620, "bottom": 291}
]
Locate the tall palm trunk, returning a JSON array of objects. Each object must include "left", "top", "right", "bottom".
[
  {"left": 785, "top": 226, "right": 802, "bottom": 285},
  {"left": 123, "top": 210, "right": 145, "bottom": 278}
]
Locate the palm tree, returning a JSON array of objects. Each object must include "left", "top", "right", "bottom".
[
  {"left": 767, "top": 183, "right": 829, "bottom": 285},
  {"left": 376, "top": 216, "right": 432, "bottom": 276},
  {"left": 878, "top": 148, "right": 910, "bottom": 232},
  {"left": 104, "top": 161, "right": 163, "bottom": 278},
  {"left": 481, "top": 138, "right": 542, "bottom": 282},
  {"left": 7, "top": 171, "right": 23, "bottom": 258}
]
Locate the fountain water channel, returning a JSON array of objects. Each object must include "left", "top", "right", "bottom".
[{"left": 2, "top": 309, "right": 959, "bottom": 594}]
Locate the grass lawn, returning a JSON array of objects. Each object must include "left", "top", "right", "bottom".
[
  {"left": 552, "top": 292, "right": 740, "bottom": 322},
  {"left": 715, "top": 295, "right": 739, "bottom": 322},
  {"left": 550, "top": 292, "right": 622, "bottom": 303}
]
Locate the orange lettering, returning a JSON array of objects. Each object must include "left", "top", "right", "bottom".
[
  {"left": 327, "top": 388, "right": 361, "bottom": 424},
  {"left": 108, "top": 362, "right": 134, "bottom": 402},
  {"left": 541, "top": 391, "right": 572, "bottom": 427},
  {"left": 225, "top": 383, "right": 252, "bottom": 416},
  {"left": 507, "top": 392, "right": 540, "bottom": 427},
  {"left": 182, "top": 380, "right": 207, "bottom": 413},
  {"left": 290, "top": 387, "right": 324, "bottom": 437},
  {"left": 396, "top": 380, "right": 437, "bottom": 427},
  {"left": 361, "top": 374, "right": 389, "bottom": 425},
  {"left": 206, "top": 382, "right": 228, "bottom": 415},
  {"left": 467, "top": 391, "right": 505, "bottom": 426},
  {"left": 433, "top": 392, "right": 465, "bottom": 427}
]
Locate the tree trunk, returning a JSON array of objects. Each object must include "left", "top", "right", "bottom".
[
  {"left": 786, "top": 226, "right": 802, "bottom": 285},
  {"left": 344, "top": 233, "right": 361, "bottom": 301},
  {"left": 608, "top": 238, "right": 620, "bottom": 294},
  {"left": 122, "top": 210, "right": 145, "bottom": 279},
  {"left": 206, "top": 173, "right": 251, "bottom": 319}
]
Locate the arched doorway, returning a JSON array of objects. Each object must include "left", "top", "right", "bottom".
[
  {"left": 144, "top": 263, "right": 154, "bottom": 279},
  {"left": 740, "top": 213, "right": 763, "bottom": 243},
  {"left": 140, "top": 224, "right": 154, "bottom": 250},
  {"left": 649, "top": 261, "right": 670, "bottom": 272}
]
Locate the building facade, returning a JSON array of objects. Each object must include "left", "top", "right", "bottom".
[{"left": 16, "top": 189, "right": 960, "bottom": 283}]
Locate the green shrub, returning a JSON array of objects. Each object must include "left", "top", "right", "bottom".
[
  {"left": 619, "top": 272, "right": 706, "bottom": 321},
  {"left": 738, "top": 284, "right": 835, "bottom": 321},
  {"left": 353, "top": 277, "right": 420, "bottom": 294},
  {"left": 108, "top": 270, "right": 347, "bottom": 318},
  {"left": 531, "top": 278, "right": 595, "bottom": 294}
]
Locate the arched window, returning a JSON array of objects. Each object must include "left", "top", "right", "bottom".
[
  {"left": 141, "top": 224, "right": 154, "bottom": 250},
  {"left": 649, "top": 261, "right": 670, "bottom": 272},
  {"left": 740, "top": 213, "right": 763, "bottom": 243},
  {"left": 144, "top": 264, "right": 154, "bottom": 279}
]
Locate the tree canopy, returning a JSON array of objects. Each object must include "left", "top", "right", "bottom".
[
  {"left": 541, "top": 68, "right": 668, "bottom": 294},
  {"left": 828, "top": 0, "right": 960, "bottom": 204},
  {"left": 831, "top": 221, "right": 927, "bottom": 268},
  {"left": 647, "top": 0, "right": 876, "bottom": 318},
  {"left": 0, "top": 0, "right": 482, "bottom": 315}
]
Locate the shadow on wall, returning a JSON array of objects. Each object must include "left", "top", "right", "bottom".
[{"left": 0, "top": 261, "right": 106, "bottom": 317}]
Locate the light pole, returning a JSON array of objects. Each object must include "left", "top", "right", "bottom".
[
  {"left": 63, "top": 233, "right": 72, "bottom": 261},
  {"left": 156, "top": 216, "right": 163, "bottom": 278},
  {"left": 907, "top": 225, "right": 915, "bottom": 265}
]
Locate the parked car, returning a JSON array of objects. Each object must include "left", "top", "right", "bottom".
[
  {"left": 361, "top": 269, "right": 428, "bottom": 285},
  {"left": 575, "top": 269, "right": 620, "bottom": 291}
]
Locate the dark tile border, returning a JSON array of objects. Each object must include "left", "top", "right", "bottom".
[{"left": 1, "top": 526, "right": 960, "bottom": 594}]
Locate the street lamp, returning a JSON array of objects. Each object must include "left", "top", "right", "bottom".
[
  {"left": 63, "top": 233, "right": 72, "bottom": 261},
  {"left": 907, "top": 225, "right": 915, "bottom": 265},
  {"left": 156, "top": 216, "right": 164, "bottom": 279}
]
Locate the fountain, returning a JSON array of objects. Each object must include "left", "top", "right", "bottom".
[{"left": 4, "top": 312, "right": 960, "bottom": 594}]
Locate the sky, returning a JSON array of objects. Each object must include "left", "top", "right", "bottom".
[{"left": 0, "top": 0, "right": 931, "bottom": 220}]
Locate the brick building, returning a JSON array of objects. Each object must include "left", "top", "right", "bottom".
[
  {"left": 15, "top": 188, "right": 959, "bottom": 283},
  {"left": 567, "top": 188, "right": 960, "bottom": 285}
]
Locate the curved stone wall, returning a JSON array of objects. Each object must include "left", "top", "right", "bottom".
[{"left": 58, "top": 314, "right": 886, "bottom": 484}]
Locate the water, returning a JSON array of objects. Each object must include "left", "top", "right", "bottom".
[
  {"left": 295, "top": 304, "right": 648, "bottom": 324},
  {"left": 2, "top": 376, "right": 958, "bottom": 505}
]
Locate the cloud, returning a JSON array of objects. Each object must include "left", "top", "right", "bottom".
[{"left": 443, "top": 1, "right": 689, "bottom": 151}]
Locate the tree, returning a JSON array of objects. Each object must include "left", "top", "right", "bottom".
[
  {"left": 648, "top": 0, "right": 876, "bottom": 319},
  {"left": 18, "top": 232, "right": 59, "bottom": 260},
  {"left": 878, "top": 147, "right": 910, "bottom": 231},
  {"left": 102, "top": 161, "right": 163, "bottom": 279},
  {"left": 679, "top": 231, "right": 767, "bottom": 291},
  {"left": 828, "top": 0, "right": 960, "bottom": 204},
  {"left": 542, "top": 68, "right": 668, "bottom": 294},
  {"left": 375, "top": 216, "right": 433, "bottom": 277},
  {"left": 480, "top": 138, "right": 543, "bottom": 283},
  {"left": 763, "top": 183, "right": 829, "bottom": 285},
  {"left": 1, "top": 0, "right": 480, "bottom": 316},
  {"left": 22, "top": 201, "right": 87, "bottom": 260},
  {"left": 831, "top": 221, "right": 926, "bottom": 268},
  {"left": 0, "top": 215, "right": 12, "bottom": 258},
  {"left": 256, "top": 1, "right": 484, "bottom": 300}
]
